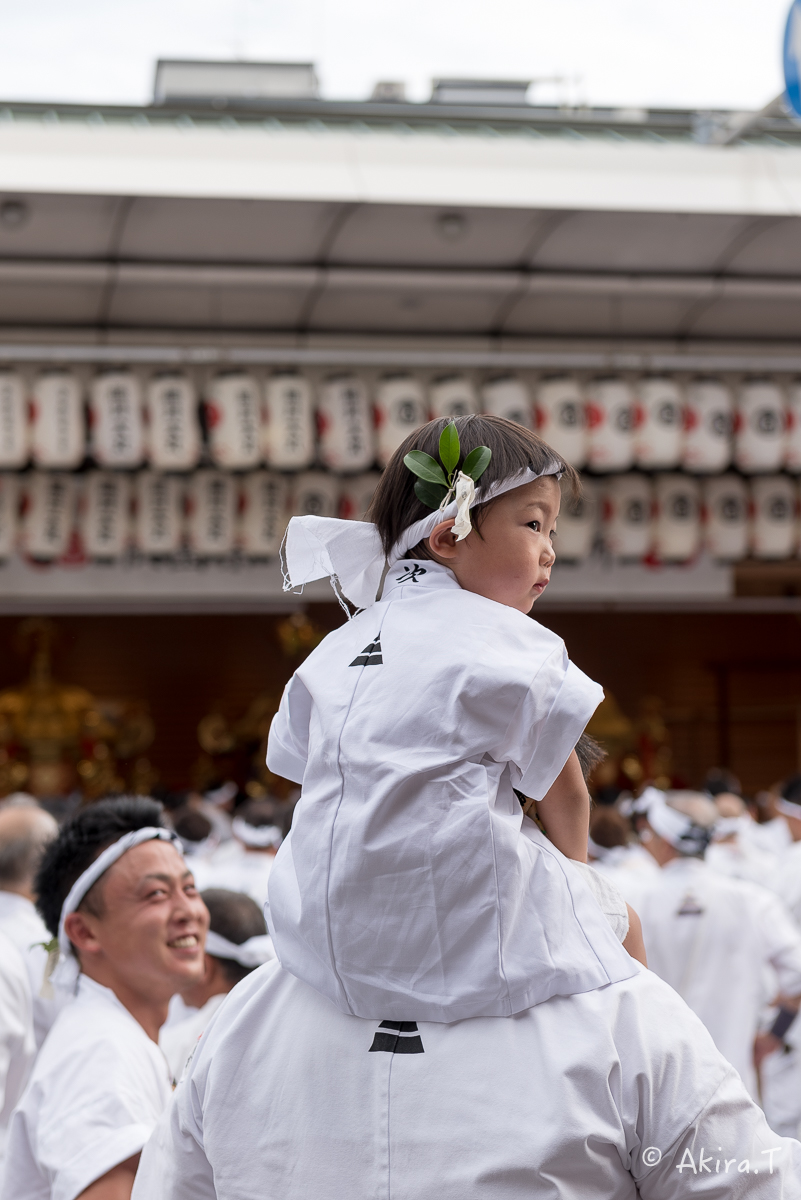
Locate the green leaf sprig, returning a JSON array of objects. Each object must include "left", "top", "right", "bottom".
[{"left": 403, "top": 422, "right": 492, "bottom": 510}]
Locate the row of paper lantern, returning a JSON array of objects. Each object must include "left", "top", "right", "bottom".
[
  {"left": 3, "top": 369, "right": 801, "bottom": 477},
  {"left": 0, "top": 470, "right": 381, "bottom": 562},
  {"left": 1, "top": 468, "right": 799, "bottom": 566},
  {"left": 559, "top": 473, "right": 801, "bottom": 563}
]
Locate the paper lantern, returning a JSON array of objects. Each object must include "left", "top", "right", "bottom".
[
  {"left": 145, "top": 375, "right": 201, "bottom": 471},
  {"left": 263, "top": 374, "right": 315, "bottom": 471},
  {"left": 634, "top": 377, "right": 683, "bottom": 469},
  {"left": 429, "top": 376, "right": 479, "bottom": 420},
  {"left": 317, "top": 376, "right": 375, "bottom": 473},
  {"left": 750, "top": 475, "right": 797, "bottom": 560},
  {"left": 653, "top": 475, "right": 701, "bottom": 562},
  {"left": 733, "top": 381, "right": 785, "bottom": 474},
  {"left": 602, "top": 474, "right": 653, "bottom": 560},
  {"left": 134, "top": 472, "right": 183, "bottom": 556},
  {"left": 21, "top": 472, "right": 76, "bottom": 560},
  {"left": 786, "top": 382, "right": 801, "bottom": 474},
  {"left": 291, "top": 471, "right": 340, "bottom": 519},
  {"left": 585, "top": 379, "right": 634, "bottom": 472},
  {"left": 683, "top": 380, "right": 733, "bottom": 473},
  {"left": 375, "top": 375, "right": 427, "bottom": 468},
  {"left": 30, "top": 372, "right": 85, "bottom": 469},
  {"left": 535, "top": 377, "right": 587, "bottom": 468},
  {"left": 0, "top": 373, "right": 28, "bottom": 469},
  {"left": 89, "top": 372, "right": 144, "bottom": 468},
  {"left": 554, "top": 478, "right": 597, "bottom": 562},
  {"left": 239, "top": 472, "right": 289, "bottom": 558},
  {"left": 205, "top": 373, "right": 262, "bottom": 469},
  {"left": 82, "top": 472, "right": 131, "bottom": 559},
  {"left": 703, "top": 475, "right": 749, "bottom": 562},
  {"left": 481, "top": 377, "right": 533, "bottom": 428},
  {"left": 0, "top": 474, "right": 18, "bottom": 558},
  {"left": 339, "top": 472, "right": 382, "bottom": 521},
  {"left": 187, "top": 471, "right": 236, "bottom": 557}
]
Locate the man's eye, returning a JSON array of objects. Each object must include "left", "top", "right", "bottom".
[{"left": 147, "top": 888, "right": 167, "bottom": 900}]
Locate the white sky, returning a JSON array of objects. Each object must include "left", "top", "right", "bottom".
[{"left": 0, "top": 0, "right": 792, "bottom": 111}]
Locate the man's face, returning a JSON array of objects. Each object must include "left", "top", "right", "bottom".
[{"left": 74, "top": 840, "right": 209, "bottom": 1004}]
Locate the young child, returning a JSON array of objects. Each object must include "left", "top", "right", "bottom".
[{"left": 267, "top": 414, "right": 638, "bottom": 1021}]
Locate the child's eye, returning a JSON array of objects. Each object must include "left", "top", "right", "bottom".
[{"left": 527, "top": 520, "right": 541, "bottom": 532}]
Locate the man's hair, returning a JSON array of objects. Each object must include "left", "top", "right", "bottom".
[
  {"left": 590, "top": 808, "right": 629, "bottom": 851},
  {"left": 202, "top": 887, "right": 267, "bottom": 985},
  {"left": 367, "top": 414, "right": 579, "bottom": 557},
  {"left": 783, "top": 774, "right": 801, "bottom": 806},
  {"left": 0, "top": 804, "right": 57, "bottom": 889},
  {"left": 35, "top": 796, "right": 167, "bottom": 938},
  {"left": 237, "top": 798, "right": 287, "bottom": 832},
  {"left": 172, "top": 807, "right": 213, "bottom": 844}
]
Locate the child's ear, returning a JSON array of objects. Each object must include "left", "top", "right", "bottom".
[{"left": 427, "top": 520, "right": 459, "bottom": 559}]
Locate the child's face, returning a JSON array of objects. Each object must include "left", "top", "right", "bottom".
[{"left": 427, "top": 476, "right": 560, "bottom": 614}]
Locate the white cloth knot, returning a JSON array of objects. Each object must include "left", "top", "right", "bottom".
[{"left": 451, "top": 472, "right": 476, "bottom": 541}]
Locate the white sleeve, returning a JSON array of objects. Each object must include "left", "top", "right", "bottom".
[
  {"left": 503, "top": 646, "right": 603, "bottom": 802},
  {"left": 635, "top": 1069, "right": 801, "bottom": 1199},
  {"left": 754, "top": 890, "right": 801, "bottom": 996},
  {"left": 0, "top": 941, "right": 34, "bottom": 1119},
  {"left": 266, "top": 673, "right": 313, "bottom": 785},
  {"left": 133, "top": 1078, "right": 216, "bottom": 1200}
]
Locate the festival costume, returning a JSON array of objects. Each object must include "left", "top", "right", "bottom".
[
  {"left": 133, "top": 961, "right": 801, "bottom": 1200},
  {"left": 267, "top": 462, "right": 636, "bottom": 1021}
]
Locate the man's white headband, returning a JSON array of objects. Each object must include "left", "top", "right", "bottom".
[
  {"left": 641, "top": 787, "right": 711, "bottom": 855},
  {"left": 777, "top": 797, "right": 801, "bottom": 821},
  {"left": 232, "top": 817, "right": 283, "bottom": 849},
  {"left": 281, "top": 461, "right": 562, "bottom": 614},
  {"left": 205, "top": 929, "right": 276, "bottom": 968},
  {"left": 50, "top": 827, "right": 181, "bottom": 993}
]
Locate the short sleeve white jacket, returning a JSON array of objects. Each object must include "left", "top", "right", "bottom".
[{"left": 266, "top": 560, "right": 636, "bottom": 1022}]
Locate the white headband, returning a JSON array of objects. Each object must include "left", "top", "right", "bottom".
[
  {"left": 205, "top": 929, "right": 276, "bottom": 968},
  {"left": 641, "top": 788, "right": 711, "bottom": 856},
  {"left": 49, "top": 827, "right": 181, "bottom": 993},
  {"left": 232, "top": 817, "right": 283, "bottom": 849},
  {"left": 776, "top": 798, "right": 801, "bottom": 821},
  {"left": 281, "top": 462, "right": 563, "bottom": 613}
]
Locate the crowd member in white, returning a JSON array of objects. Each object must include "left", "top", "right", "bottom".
[
  {"left": 587, "top": 805, "right": 660, "bottom": 889},
  {"left": 2, "top": 796, "right": 209, "bottom": 1200},
  {"left": 197, "top": 800, "right": 284, "bottom": 910},
  {"left": 160, "top": 888, "right": 274, "bottom": 1082},
  {"left": 766, "top": 778, "right": 801, "bottom": 927},
  {"left": 706, "top": 792, "right": 777, "bottom": 889},
  {"left": 0, "top": 800, "right": 61, "bottom": 1047},
  {"left": 0, "top": 931, "right": 35, "bottom": 1184},
  {"left": 624, "top": 787, "right": 801, "bottom": 1100},
  {"left": 168, "top": 809, "right": 219, "bottom": 877}
]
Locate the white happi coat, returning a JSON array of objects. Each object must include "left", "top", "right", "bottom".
[
  {"left": 266, "top": 560, "right": 635, "bottom": 1022},
  {"left": 2, "top": 976, "right": 173, "bottom": 1200},
  {"left": 133, "top": 960, "right": 801, "bottom": 1200},
  {"left": 0, "top": 932, "right": 35, "bottom": 1178},
  {"left": 632, "top": 858, "right": 801, "bottom": 1096}
]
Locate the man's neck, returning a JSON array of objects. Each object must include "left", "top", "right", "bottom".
[
  {"left": 80, "top": 964, "right": 170, "bottom": 1043},
  {"left": 0, "top": 882, "right": 35, "bottom": 903}
]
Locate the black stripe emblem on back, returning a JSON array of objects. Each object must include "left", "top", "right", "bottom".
[
  {"left": 350, "top": 636, "right": 383, "bottom": 667},
  {"left": 369, "top": 1020, "right": 424, "bottom": 1054}
]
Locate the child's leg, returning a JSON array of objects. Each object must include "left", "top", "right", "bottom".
[{"left": 532, "top": 751, "right": 590, "bottom": 862}]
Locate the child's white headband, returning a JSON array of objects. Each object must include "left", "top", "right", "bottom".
[{"left": 281, "top": 462, "right": 562, "bottom": 614}]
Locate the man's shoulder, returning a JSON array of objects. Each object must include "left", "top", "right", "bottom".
[{"left": 32, "top": 981, "right": 159, "bottom": 1084}]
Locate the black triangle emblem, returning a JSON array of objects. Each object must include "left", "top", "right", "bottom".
[
  {"left": 350, "top": 636, "right": 383, "bottom": 667},
  {"left": 369, "top": 1020, "right": 424, "bottom": 1054}
]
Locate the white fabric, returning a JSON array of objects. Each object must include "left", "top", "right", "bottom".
[
  {"left": 0, "top": 932, "right": 35, "bottom": 1181},
  {"left": 748, "top": 816, "right": 793, "bottom": 856},
  {"left": 776, "top": 798, "right": 801, "bottom": 822},
  {"left": 630, "top": 857, "right": 801, "bottom": 1097},
  {"left": 706, "top": 821, "right": 778, "bottom": 889},
  {"left": 591, "top": 843, "right": 660, "bottom": 896},
  {"left": 281, "top": 462, "right": 562, "bottom": 611},
  {"left": 569, "top": 861, "right": 629, "bottom": 942},
  {"left": 192, "top": 842, "right": 276, "bottom": 911},
  {"left": 768, "top": 841, "right": 801, "bottom": 929},
  {"left": 53, "top": 827, "right": 179, "bottom": 993},
  {"left": 159, "top": 994, "right": 226, "bottom": 1086},
  {"left": 231, "top": 818, "right": 282, "bottom": 849},
  {"left": 204, "top": 931, "right": 275, "bottom": 968},
  {"left": 2, "top": 975, "right": 172, "bottom": 1200},
  {"left": 266, "top": 560, "right": 634, "bottom": 1021},
  {"left": 133, "top": 962, "right": 801, "bottom": 1200},
  {"left": 0, "top": 892, "right": 65, "bottom": 1048}
]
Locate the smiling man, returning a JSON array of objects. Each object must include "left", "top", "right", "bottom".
[{"left": 1, "top": 797, "right": 209, "bottom": 1200}]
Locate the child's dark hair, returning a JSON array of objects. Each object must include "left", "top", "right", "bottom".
[
  {"left": 35, "top": 796, "right": 167, "bottom": 937},
  {"left": 367, "top": 414, "right": 579, "bottom": 556}
]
